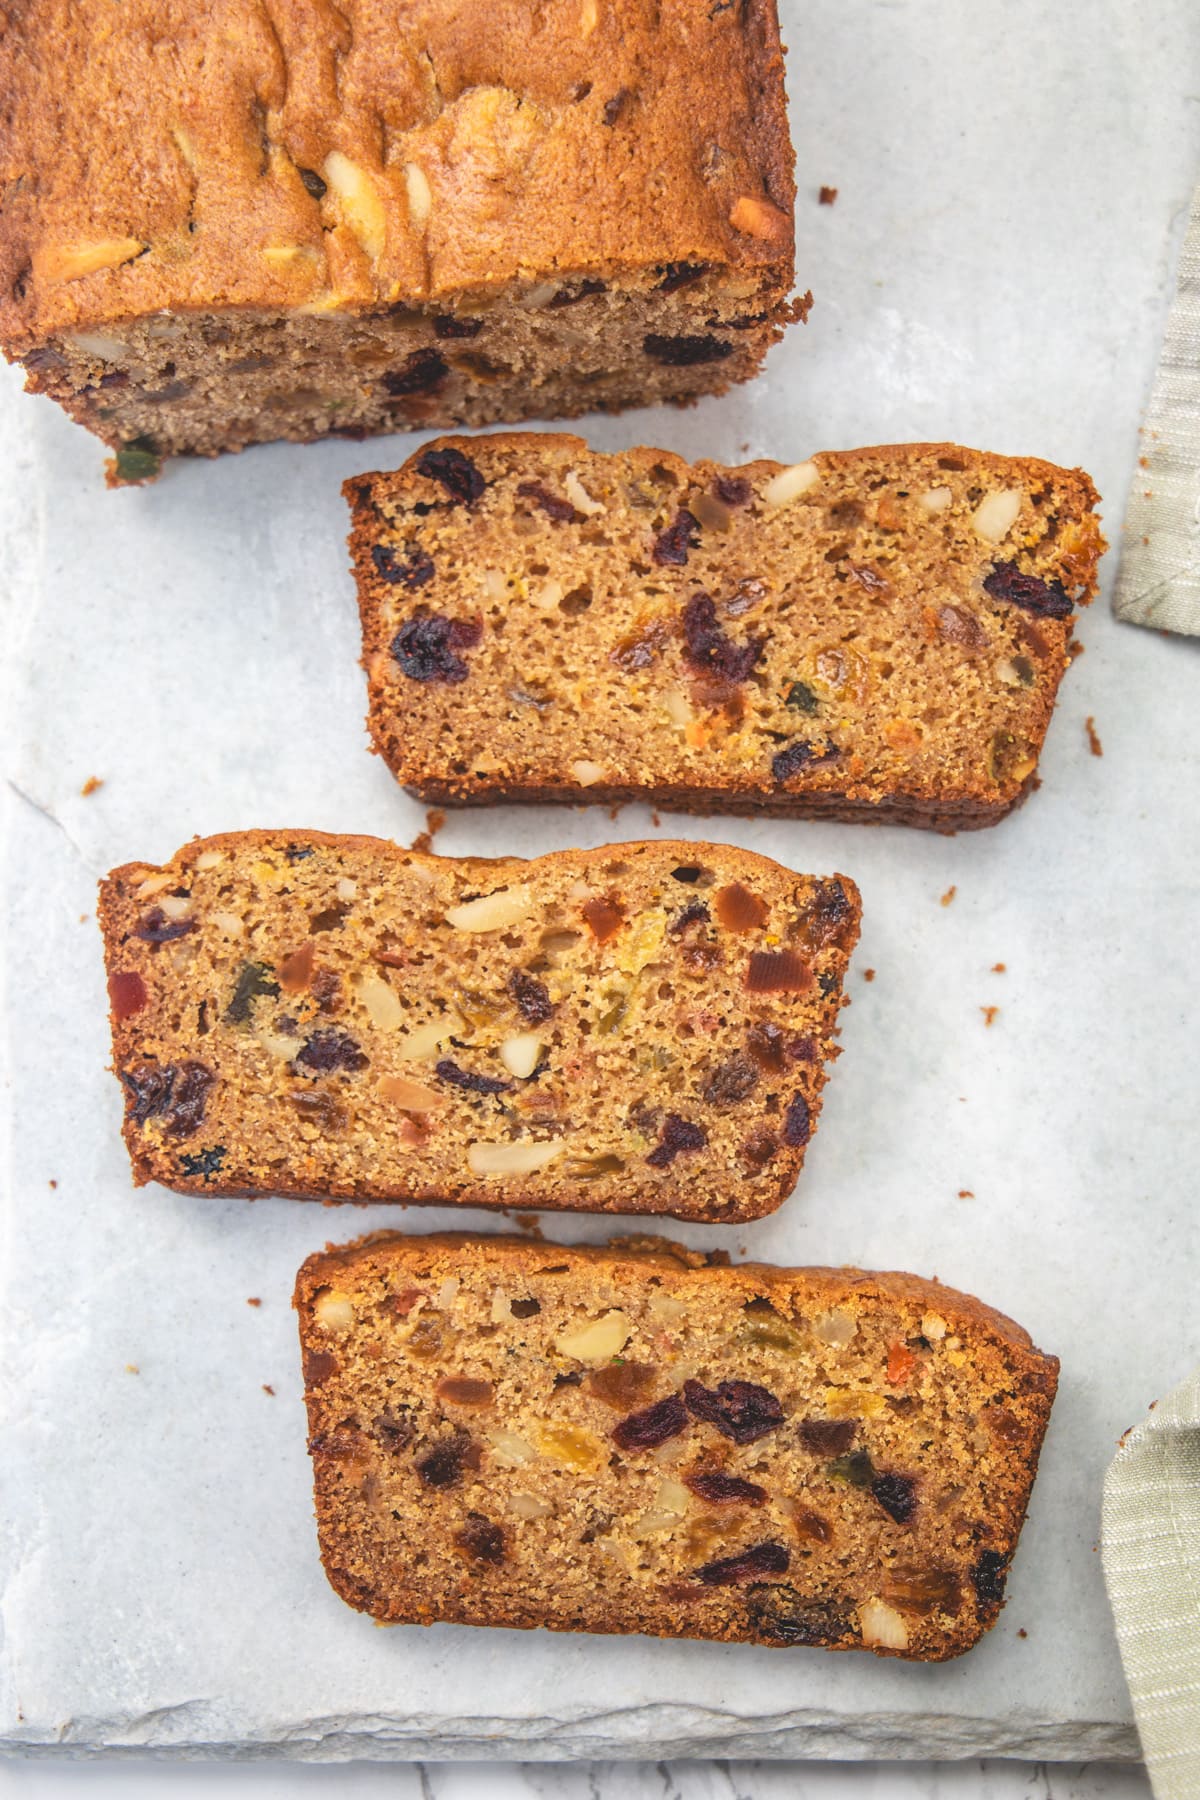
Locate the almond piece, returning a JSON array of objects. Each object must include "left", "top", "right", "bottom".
[
  {"left": 313, "top": 1289, "right": 354, "bottom": 1333},
  {"left": 467, "top": 1140, "right": 563, "bottom": 1176},
  {"left": 859, "top": 1598, "right": 909, "bottom": 1650},
  {"left": 762, "top": 462, "right": 820, "bottom": 509},
  {"left": 972, "top": 489, "right": 1022, "bottom": 543},
  {"left": 446, "top": 885, "right": 534, "bottom": 932},
  {"left": 555, "top": 1309, "right": 631, "bottom": 1363},
  {"left": 378, "top": 1073, "right": 442, "bottom": 1112}
]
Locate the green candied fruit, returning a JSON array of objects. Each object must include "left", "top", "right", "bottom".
[
  {"left": 113, "top": 437, "right": 162, "bottom": 484},
  {"left": 828, "top": 1448, "right": 876, "bottom": 1488},
  {"left": 785, "top": 680, "right": 820, "bottom": 714},
  {"left": 739, "top": 1297, "right": 805, "bottom": 1353}
]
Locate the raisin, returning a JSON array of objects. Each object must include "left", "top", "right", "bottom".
[
  {"left": 983, "top": 561, "right": 1072, "bottom": 620},
  {"left": 701, "top": 1055, "right": 758, "bottom": 1107},
  {"left": 670, "top": 865, "right": 704, "bottom": 883},
  {"left": 936, "top": 603, "right": 988, "bottom": 649},
  {"left": 371, "top": 541, "right": 435, "bottom": 587},
  {"left": 178, "top": 1144, "right": 226, "bottom": 1180},
  {"left": 684, "top": 1378, "right": 784, "bottom": 1444},
  {"left": 645, "top": 333, "right": 734, "bottom": 365},
  {"left": 714, "top": 882, "right": 768, "bottom": 933},
  {"left": 745, "top": 950, "right": 813, "bottom": 995},
  {"left": 714, "top": 475, "right": 751, "bottom": 507},
  {"left": 455, "top": 1512, "right": 505, "bottom": 1562},
  {"left": 416, "top": 445, "right": 485, "bottom": 504},
  {"left": 435, "top": 1058, "right": 511, "bottom": 1095},
  {"left": 884, "top": 1567, "right": 962, "bottom": 1614},
  {"left": 417, "top": 1434, "right": 475, "bottom": 1488},
  {"left": 107, "top": 970, "right": 147, "bottom": 1020},
  {"left": 225, "top": 961, "right": 281, "bottom": 1024},
  {"left": 799, "top": 1417, "right": 856, "bottom": 1456},
  {"left": 373, "top": 1407, "right": 414, "bottom": 1451},
  {"left": 507, "top": 969, "right": 553, "bottom": 1024},
  {"left": 433, "top": 315, "right": 484, "bottom": 339},
  {"left": 510, "top": 1296, "right": 542, "bottom": 1318},
  {"left": 972, "top": 1549, "right": 1009, "bottom": 1607},
  {"left": 686, "top": 1470, "right": 767, "bottom": 1506},
  {"left": 297, "top": 166, "right": 327, "bottom": 199},
  {"left": 291, "top": 1090, "right": 350, "bottom": 1131},
  {"left": 670, "top": 900, "right": 710, "bottom": 935},
  {"left": 515, "top": 479, "right": 579, "bottom": 522},
  {"left": 582, "top": 895, "right": 624, "bottom": 943},
  {"left": 588, "top": 1362, "right": 656, "bottom": 1409},
  {"left": 303, "top": 1347, "right": 338, "bottom": 1386},
  {"left": 796, "top": 880, "right": 856, "bottom": 951},
  {"left": 436, "top": 1377, "right": 494, "bottom": 1407},
  {"left": 741, "top": 1130, "right": 778, "bottom": 1169},
  {"left": 682, "top": 593, "right": 762, "bottom": 683},
  {"left": 785, "top": 680, "right": 820, "bottom": 714},
  {"left": 121, "top": 1060, "right": 215, "bottom": 1138},
  {"left": 652, "top": 507, "right": 701, "bottom": 566},
  {"left": 284, "top": 844, "right": 315, "bottom": 863},
  {"left": 134, "top": 906, "right": 195, "bottom": 944},
  {"left": 772, "top": 739, "right": 839, "bottom": 782},
  {"left": 391, "top": 613, "right": 483, "bottom": 684},
  {"left": 310, "top": 968, "right": 343, "bottom": 1015},
  {"left": 295, "top": 1030, "right": 368, "bottom": 1074},
  {"left": 547, "top": 279, "right": 607, "bottom": 308},
  {"left": 828, "top": 1449, "right": 875, "bottom": 1488},
  {"left": 792, "top": 1506, "right": 834, "bottom": 1545},
  {"left": 612, "top": 1391, "right": 689, "bottom": 1451},
  {"left": 781, "top": 1092, "right": 812, "bottom": 1147},
  {"left": 646, "top": 1113, "right": 707, "bottom": 1168},
  {"left": 383, "top": 350, "right": 448, "bottom": 396},
  {"left": 656, "top": 262, "right": 708, "bottom": 293},
  {"left": 748, "top": 1590, "right": 851, "bottom": 1645},
  {"left": 696, "top": 1541, "right": 789, "bottom": 1586},
  {"left": 872, "top": 1472, "right": 917, "bottom": 1524}
]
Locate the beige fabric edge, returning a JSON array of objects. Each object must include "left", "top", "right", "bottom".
[{"left": 1113, "top": 183, "right": 1200, "bottom": 634}]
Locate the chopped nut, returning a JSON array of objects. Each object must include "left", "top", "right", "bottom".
[
  {"left": 812, "top": 1309, "right": 857, "bottom": 1348},
  {"left": 499, "top": 1032, "right": 543, "bottom": 1078},
  {"left": 445, "top": 885, "right": 534, "bottom": 932},
  {"left": 358, "top": 973, "right": 404, "bottom": 1030},
  {"left": 729, "top": 195, "right": 791, "bottom": 242},
  {"left": 38, "top": 238, "right": 147, "bottom": 284},
  {"left": 394, "top": 1020, "right": 448, "bottom": 1062},
  {"left": 917, "top": 486, "right": 953, "bottom": 512},
  {"left": 971, "top": 489, "right": 1022, "bottom": 543},
  {"left": 156, "top": 894, "right": 193, "bottom": 923},
  {"left": 467, "top": 1140, "right": 564, "bottom": 1176},
  {"left": 378, "top": 1073, "right": 442, "bottom": 1111},
  {"left": 859, "top": 1597, "right": 909, "bottom": 1650},
  {"left": 996, "top": 654, "right": 1036, "bottom": 688},
  {"left": 579, "top": 0, "right": 599, "bottom": 35},
  {"left": 570, "top": 759, "right": 606, "bottom": 787},
  {"left": 921, "top": 1312, "right": 948, "bottom": 1342},
  {"left": 404, "top": 162, "right": 432, "bottom": 229},
  {"left": 664, "top": 687, "right": 694, "bottom": 731},
  {"left": 555, "top": 1309, "right": 632, "bottom": 1364},
  {"left": 762, "top": 462, "right": 820, "bottom": 509},
  {"left": 647, "top": 1290, "right": 688, "bottom": 1323},
  {"left": 564, "top": 470, "right": 605, "bottom": 515},
  {"left": 507, "top": 1490, "right": 553, "bottom": 1520},
  {"left": 631, "top": 1478, "right": 690, "bottom": 1536},
  {"left": 313, "top": 1289, "right": 354, "bottom": 1333},
  {"left": 523, "top": 282, "right": 559, "bottom": 309},
  {"left": 531, "top": 578, "right": 565, "bottom": 609},
  {"left": 486, "top": 1428, "right": 536, "bottom": 1465},
  {"left": 322, "top": 152, "right": 385, "bottom": 261}
]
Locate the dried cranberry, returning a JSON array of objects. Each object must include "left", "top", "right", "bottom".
[
  {"left": 436, "top": 1058, "right": 511, "bottom": 1095},
  {"left": 107, "top": 970, "right": 147, "bottom": 1020},
  {"left": 455, "top": 1512, "right": 505, "bottom": 1562},
  {"left": 682, "top": 593, "right": 762, "bottom": 683},
  {"left": 391, "top": 613, "right": 483, "bottom": 684},
  {"left": 696, "top": 1541, "right": 789, "bottom": 1585},
  {"left": 983, "top": 561, "right": 1072, "bottom": 620},
  {"left": 684, "top": 1378, "right": 784, "bottom": 1444},
  {"left": 669, "top": 900, "right": 710, "bottom": 935},
  {"left": 416, "top": 445, "right": 485, "bottom": 504},
  {"left": 134, "top": 906, "right": 196, "bottom": 944},
  {"left": 295, "top": 1029, "right": 368, "bottom": 1074},
  {"left": 714, "top": 475, "right": 751, "bottom": 507},
  {"left": 383, "top": 350, "right": 447, "bottom": 395},
  {"left": 612, "top": 1392, "right": 688, "bottom": 1451},
  {"left": 417, "top": 1434, "right": 474, "bottom": 1487},
  {"left": 297, "top": 166, "right": 327, "bottom": 199},
  {"left": 972, "top": 1549, "right": 1009, "bottom": 1606},
  {"left": 508, "top": 969, "right": 553, "bottom": 1024},
  {"left": 645, "top": 333, "right": 734, "bottom": 365},
  {"left": 516, "top": 479, "right": 579, "bottom": 522},
  {"left": 303, "top": 1347, "right": 337, "bottom": 1386},
  {"left": 781, "top": 1092, "right": 811, "bottom": 1147},
  {"left": 656, "top": 262, "right": 708, "bottom": 293},
  {"left": 686, "top": 1470, "right": 767, "bottom": 1506},
  {"left": 547, "top": 279, "right": 607, "bottom": 308},
  {"left": 121, "top": 1060, "right": 215, "bottom": 1138},
  {"left": 178, "top": 1144, "right": 226, "bottom": 1179},
  {"left": 701, "top": 1055, "right": 758, "bottom": 1106},
  {"left": 799, "top": 1417, "right": 856, "bottom": 1456},
  {"left": 225, "top": 961, "right": 281, "bottom": 1024},
  {"left": 646, "top": 1113, "right": 707, "bottom": 1168},
  {"left": 772, "top": 739, "right": 840, "bottom": 782},
  {"left": 433, "top": 315, "right": 484, "bottom": 339},
  {"left": 653, "top": 507, "right": 701, "bottom": 566},
  {"left": 371, "top": 542, "right": 435, "bottom": 588}
]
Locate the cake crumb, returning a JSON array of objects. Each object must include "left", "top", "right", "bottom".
[
  {"left": 125, "top": 1363, "right": 139, "bottom": 1375},
  {"left": 514, "top": 1212, "right": 545, "bottom": 1239},
  {"left": 48, "top": 1178, "right": 57, "bottom": 1189},
  {"left": 1017, "top": 1627, "right": 1028, "bottom": 1639},
  {"left": 262, "top": 1384, "right": 275, "bottom": 1396},
  {"left": 409, "top": 808, "right": 447, "bottom": 855},
  {"left": 991, "top": 962, "right": 1006, "bottom": 973},
  {"left": 80, "top": 775, "right": 104, "bottom": 797},
  {"left": 818, "top": 185, "right": 838, "bottom": 206},
  {"left": 862, "top": 968, "right": 876, "bottom": 982},
  {"left": 981, "top": 1005, "right": 1000, "bottom": 1027},
  {"left": 940, "top": 885, "right": 957, "bottom": 907},
  {"left": 1085, "top": 716, "right": 1103, "bottom": 757},
  {"left": 246, "top": 1297, "right": 262, "bottom": 1308},
  {"left": 958, "top": 1189, "right": 975, "bottom": 1200}
]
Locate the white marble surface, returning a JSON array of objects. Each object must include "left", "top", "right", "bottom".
[{"left": 2, "top": 0, "right": 1200, "bottom": 1771}]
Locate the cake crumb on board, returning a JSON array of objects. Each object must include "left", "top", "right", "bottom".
[
  {"left": 981, "top": 1005, "right": 1000, "bottom": 1027},
  {"left": 80, "top": 775, "right": 104, "bottom": 797},
  {"left": 940, "top": 885, "right": 957, "bottom": 907},
  {"left": 1085, "top": 716, "right": 1104, "bottom": 757},
  {"left": 819, "top": 186, "right": 838, "bottom": 205}
]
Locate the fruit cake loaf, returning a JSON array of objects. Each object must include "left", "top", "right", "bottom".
[
  {"left": 99, "top": 832, "right": 860, "bottom": 1221},
  {"left": 0, "top": 1, "right": 804, "bottom": 483},
  {"left": 347, "top": 434, "right": 1105, "bottom": 828},
  {"left": 295, "top": 1232, "right": 1058, "bottom": 1659}
]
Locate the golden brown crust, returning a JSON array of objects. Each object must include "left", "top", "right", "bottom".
[
  {"left": 99, "top": 830, "right": 860, "bottom": 1221},
  {"left": 295, "top": 1230, "right": 1058, "bottom": 1658},
  {"left": 347, "top": 435, "right": 1105, "bottom": 828}
]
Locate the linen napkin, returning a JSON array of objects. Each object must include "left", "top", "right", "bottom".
[
  {"left": 1113, "top": 182, "right": 1200, "bottom": 635},
  {"left": 1102, "top": 1365, "right": 1200, "bottom": 1796}
]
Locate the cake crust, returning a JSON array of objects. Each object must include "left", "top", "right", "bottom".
[
  {"left": 295, "top": 1231, "right": 1059, "bottom": 1659},
  {"left": 347, "top": 434, "right": 1105, "bottom": 830}
]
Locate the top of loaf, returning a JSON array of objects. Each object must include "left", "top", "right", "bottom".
[{"left": 0, "top": 0, "right": 796, "bottom": 351}]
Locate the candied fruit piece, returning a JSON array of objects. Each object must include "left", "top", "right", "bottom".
[
  {"left": 646, "top": 1114, "right": 707, "bottom": 1168},
  {"left": 291, "top": 1090, "right": 350, "bottom": 1131},
  {"left": 612, "top": 1392, "right": 688, "bottom": 1451},
  {"left": 685, "top": 1470, "right": 767, "bottom": 1507},
  {"left": 696, "top": 1540, "right": 789, "bottom": 1585},
  {"left": 883, "top": 1566, "right": 962, "bottom": 1615},
  {"left": 391, "top": 613, "right": 483, "bottom": 685},
  {"left": 684, "top": 1378, "right": 784, "bottom": 1444},
  {"left": 785, "top": 680, "right": 820, "bottom": 714},
  {"left": 108, "top": 970, "right": 147, "bottom": 1020},
  {"left": 582, "top": 896, "right": 624, "bottom": 943},
  {"left": 436, "top": 1376, "right": 494, "bottom": 1408},
  {"left": 828, "top": 1448, "right": 875, "bottom": 1487},
  {"left": 886, "top": 1340, "right": 917, "bottom": 1386},
  {"left": 588, "top": 1362, "right": 657, "bottom": 1409},
  {"left": 791, "top": 1505, "right": 834, "bottom": 1545},
  {"left": 134, "top": 906, "right": 195, "bottom": 944},
  {"left": 714, "top": 883, "right": 768, "bottom": 933},
  {"left": 416, "top": 445, "right": 485, "bottom": 503},
  {"left": 799, "top": 1417, "right": 856, "bottom": 1456},
  {"left": 746, "top": 950, "right": 813, "bottom": 995},
  {"left": 794, "top": 880, "right": 856, "bottom": 952}
]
